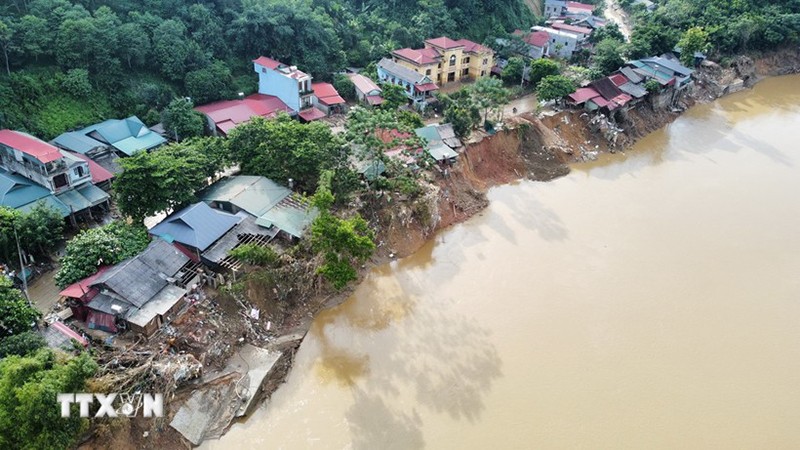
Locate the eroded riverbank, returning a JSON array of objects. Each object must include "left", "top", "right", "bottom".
[{"left": 203, "top": 73, "right": 800, "bottom": 449}]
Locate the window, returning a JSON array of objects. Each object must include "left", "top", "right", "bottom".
[
  {"left": 426, "top": 69, "right": 431, "bottom": 75},
  {"left": 74, "top": 166, "right": 85, "bottom": 178},
  {"left": 481, "top": 70, "right": 486, "bottom": 76},
  {"left": 438, "top": 63, "right": 442, "bottom": 69},
  {"left": 462, "top": 57, "right": 470, "bottom": 64},
  {"left": 449, "top": 55, "right": 456, "bottom": 66},
  {"left": 262, "top": 68, "right": 266, "bottom": 73},
  {"left": 482, "top": 58, "right": 488, "bottom": 65},
  {"left": 552, "top": 39, "right": 556, "bottom": 43},
  {"left": 447, "top": 72, "right": 456, "bottom": 82},
  {"left": 437, "top": 74, "right": 441, "bottom": 81},
  {"left": 462, "top": 68, "right": 469, "bottom": 76}
]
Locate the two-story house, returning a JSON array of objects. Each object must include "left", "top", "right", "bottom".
[
  {"left": 389, "top": 37, "right": 495, "bottom": 86},
  {"left": 377, "top": 58, "right": 439, "bottom": 110},
  {"left": 0, "top": 130, "right": 110, "bottom": 221}
]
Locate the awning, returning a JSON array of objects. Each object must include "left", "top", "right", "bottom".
[
  {"left": 415, "top": 83, "right": 439, "bottom": 93},
  {"left": 55, "top": 184, "right": 109, "bottom": 213},
  {"left": 366, "top": 95, "right": 384, "bottom": 106},
  {"left": 298, "top": 108, "right": 326, "bottom": 122},
  {"left": 77, "top": 183, "right": 110, "bottom": 206}
]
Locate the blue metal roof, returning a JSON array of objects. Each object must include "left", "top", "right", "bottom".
[
  {"left": 150, "top": 202, "right": 242, "bottom": 251},
  {"left": 52, "top": 131, "right": 105, "bottom": 155},
  {"left": 201, "top": 176, "right": 292, "bottom": 218},
  {"left": 0, "top": 169, "right": 70, "bottom": 216}
]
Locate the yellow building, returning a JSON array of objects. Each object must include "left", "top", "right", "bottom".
[{"left": 390, "top": 37, "right": 495, "bottom": 86}]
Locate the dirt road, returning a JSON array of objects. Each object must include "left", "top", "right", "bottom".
[{"left": 604, "top": 0, "right": 632, "bottom": 40}]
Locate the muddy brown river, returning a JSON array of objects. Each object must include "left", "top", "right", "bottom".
[{"left": 203, "top": 75, "right": 800, "bottom": 449}]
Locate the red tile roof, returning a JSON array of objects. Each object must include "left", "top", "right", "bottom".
[
  {"left": 0, "top": 130, "right": 63, "bottom": 163},
  {"left": 393, "top": 48, "right": 440, "bottom": 65},
  {"left": 195, "top": 94, "right": 292, "bottom": 136},
  {"left": 609, "top": 73, "right": 628, "bottom": 87},
  {"left": 252, "top": 56, "right": 283, "bottom": 70},
  {"left": 551, "top": 22, "right": 593, "bottom": 35},
  {"left": 67, "top": 151, "right": 114, "bottom": 184},
  {"left": 59, "top": 266, "right": 111, "bottom": 299},
  {"left": 457, "top": 39, "right": 491, "bottom": 54},
  {"left": 298, "top": 107, "right": 326, "bottom": 122},
  {"left": 568, "top": 87, "right": 601, "bottom": 104},
  {"left": 312, "top": 82, "right": 346, "bottom": 106},
  {"left": 525, "top": 31, "right": 550, "bottom": 48},
  {"left": 425, "top": 37, "right": 464, "bottom": 50},
  {"left": 566, "top": 1, "right": 595, "bottom": 11}
]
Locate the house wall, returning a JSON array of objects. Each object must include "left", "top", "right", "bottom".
[
  {"left": 254, "top": 63, "right": 302, "bottom": 113},
  {"left": 533, "top": 27, "right": 579, "bottom": 58},
  {"left": 544, "top": 0, "right": 567, "bottom": 17},
  {"left": 467, "top": 51, "right": 494, "bottom": 80}
]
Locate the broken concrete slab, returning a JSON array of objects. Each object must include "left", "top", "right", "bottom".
[{"left": 169, "top": 344, "right": 282, "bottom": 445}]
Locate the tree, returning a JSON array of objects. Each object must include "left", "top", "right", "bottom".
[
  {"left": 14, "top": 15, "right": 51, "bottom": 62},
  {"left": 528, "top": 58, "right": 561, "bottom": 87},
  {"left": 0, "top": 349, "right": 97, "bottom": 450},
  {"left": 589, "top": 22, "right": 625, "bottom": 44},
  {"left": 60, "top": 68, "right": 92, "bottom": 98},
  {"left": 0, "top": 277, "right": 39, "bottom": 337},
  {"left": 0, "top": 331, "right": 46, "bottom": 358},
  {"left": 379, "top": 82, "right": 408, "bottom": 110},
  {"left": 310, "top": 172, "right": 375, "bottom": 290},
  {"left": 15, "top": 203, "right": 64, "bottom": 259},
  {"left": 227, "top": 114, "right": 348, "bottom": 192},
  {"left": 54, "top": 222, "right": 150, "bottom": 288},
  {"left": 677, "top": 26, "right": 710, "bottom": 66},
  {"left": 116, "top": 22, "right": 150, "bottom": 68},
  {"left": 501, "top": 56, "right": 526, "bottom": 85},
  {"left": 537, "top": 75, "right": 575, "bottom": 104},
  {"left": 644, "top": 79, "right": 661, "bottom": 93},
  {"left": 593, "top": 38, "right": 625, "bottom": 75},
  {"left": 333, "top": 74, "right": 356, "bottom": 102},
  {"left": 471, "top": 77, "right": 510, "bottom": 124},
  {"left": 438, "top": 90, "right": 482, "bottom": 139},
  {"left": 0, "top": 20, "right": 13, "bottom": 75},
  {"left": 115, "top": 142, "right": 219, "bottom": 221},
  {"left": 184, "top": 60, "right": 233, "bottom": 105},
  {"left": 162, "top": 98, "right": 204, "bottom": 140}
]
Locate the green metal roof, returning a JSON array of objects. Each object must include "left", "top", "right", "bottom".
[
  {"left": 0, "top": 169, "right": 71, "bottom": 217},
  {"left": 255, "top": 202, "right": 319, "bottom": 239},
  {"left": 427, "top": 144, "right": 458, "bottom": 162},
  {"left": 53, "top": 131, "right": 105, "bottom": 155},
  {"left": 17, "top": 196, "right": 71, "bottom": 218},
  {"left": 62, "top": 116, "right": 166, "bottom": 157},
  {"left": 76, "top": 183, "right": 110, "bottom": 206},
  {"left": 201, "top": 176, "right": 291, "bottom": 217},
  {"left": 415, "top": 125, "right": 442, "bottom": 143}
]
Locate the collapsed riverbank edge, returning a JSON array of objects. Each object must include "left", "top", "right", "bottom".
[{"left": 86, "top": 49, "right": 800, "bottom": 449}]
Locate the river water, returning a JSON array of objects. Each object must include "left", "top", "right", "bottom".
[{"left": 204, "top": 75, "right": 800, "bottom": 449}]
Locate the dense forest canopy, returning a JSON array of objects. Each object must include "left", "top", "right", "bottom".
[{"left": 0, "top": 0, "right": 533, "bottom": 138}]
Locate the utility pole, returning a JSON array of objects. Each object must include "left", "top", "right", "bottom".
[{"left": 13, "top": 223, "right": 30, "bottom": 306}]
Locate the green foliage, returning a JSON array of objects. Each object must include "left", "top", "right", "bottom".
[
  {"left": 589, "top": 22, "right": 625, "bottom": 44},
  {"left": 379, "top": 82, "right": 408, "bottom": 110},
  {"left": 0, "top": 278, "right": 39, "bottom": 337},
  {"left": 54, "top": 222, "right": 150, "bottom": 288},
  {"left": 536, "top": 75, "right": 576, "bottom": 103},
  {"left": 439, "top": 90, "right": 482, "bottom": 139},
  {"left": 228, "top": 114, "right": 348, "bottom": 192},
  {"left": 677, "top": 26, "right": 710, "bottom": 66},
  {"left": 0, "top": 331, "right": 46, "bottom": 358},
  {"left": 501, "top": 56, "right": 526, "bottom": 85},
  {"left": 115, "top": 140, "right": 223, "bottom": 220},
  {"left": 230, "top": 244, "right": 279, "bottom": 267},
  {"left": 162, "top": 98, "right": 204, "bottom": 140},
  {"left": 644, "top": 79, "right": 661, "bottom": 92},
  {"left": 0, "top": 349, "right": 97, "bottom": 450},
  {"left": 184, "top": 60, "right": 233, "bottom": 105},
  {"left": 0, "top": 204, "right": 63, "bottom": 265},
  {"left": 310, "top": 175, "right": 375, "bottom": 290},
  {"left": 593, "top": 38, "right": 625, "bottom": 75},
  {"left": 471, "top": 77, "right": 510, "bottom": 124},
  {"left": 528, "top": 58, "right": 561, "bottom": 87},
  {"left": 60, "top": 68, "right": 92, "bottom": 98},
  {"left": 333, "top": 74, "right": 356, "bottom": 102}
]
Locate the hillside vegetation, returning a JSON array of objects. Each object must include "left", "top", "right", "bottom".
[{"left": 0, "top": 0, "right": 534, "bottom": 138}]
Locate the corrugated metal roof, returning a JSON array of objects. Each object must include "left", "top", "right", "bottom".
[
  {"left": 53, "top": 131, "right": 106, "bottom": 154},
  {"left": 619, "top": 67, "right": 643, "bottom": 84},
  {"left": 126, "top": 284, "right": 186, "bottom": 327},
  {"left": 348, "top": 74, "right": 382, "bottom": 96},
  {"left": 88, "top": 116, "right": 167, "bottom": 156},
  {"left": 378, "top": 58, "right": 429, "bottom": 85},
  {"left": 200, "top": 176, "right": 291, "bottom": 218},
  {"left": 0, "top": 130, "right": 63, "bottom": 163},
  {"left": 255, "top": 197, "right": 319, "bottom": 239},
  {"left": 202, "top": 215, "right": 276, "bottom": 264},
  {"left": 150, "top": 202, "right": 242, "bottom": 251}
]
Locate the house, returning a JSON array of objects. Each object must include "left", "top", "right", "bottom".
[
  {"left": 348, "top": 74, "right": 384, "bottom": 107},
  {"left": 389, "top": 36, "right": 495, "bottom": 86},
  {"left": 0, "top": 130, "right": 110, "bottom": 221},
  {"left": 415, "top": 124, "right": 462, "bottom": 166},
  {"left": 149, "top": 202, "right": 242, "bottom": 263},
  {"left": 54, "top": 116, "right": 166, "bottom": 158},
  {"left": 59, "top": 266, "right": 112, "bottom": 322},
  {"left": 549, "top": 22, "right": 593, "bottom": 39},
  {"left": 252, "top": 56, "right": 344, "bottom": 122},
  {"left": 194, "top": 94, "right": 292, "bottom": 137},
  {"left": 544, "top": 0, "right": 596, "bottom": 17},
  {"left": 83, "top": 239, "right": 194, "bottom": 335},
  {"left": 531, "top": 26, "right": 584, "bottom": 59},
  {"left": 200, "top": 175, "right": 318, "bottom": 240},
  {"left": 377, "top": 58, "right": 439, "bottom": 110},
  {"left": 201, "top": 215, "right": 276, "bottom": 274},
  {"left": 312, "top": 82, "right": 347, "bottom": 115},
  {"left": 510, "top": 30, "right": 551, "bottom": 59}
]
